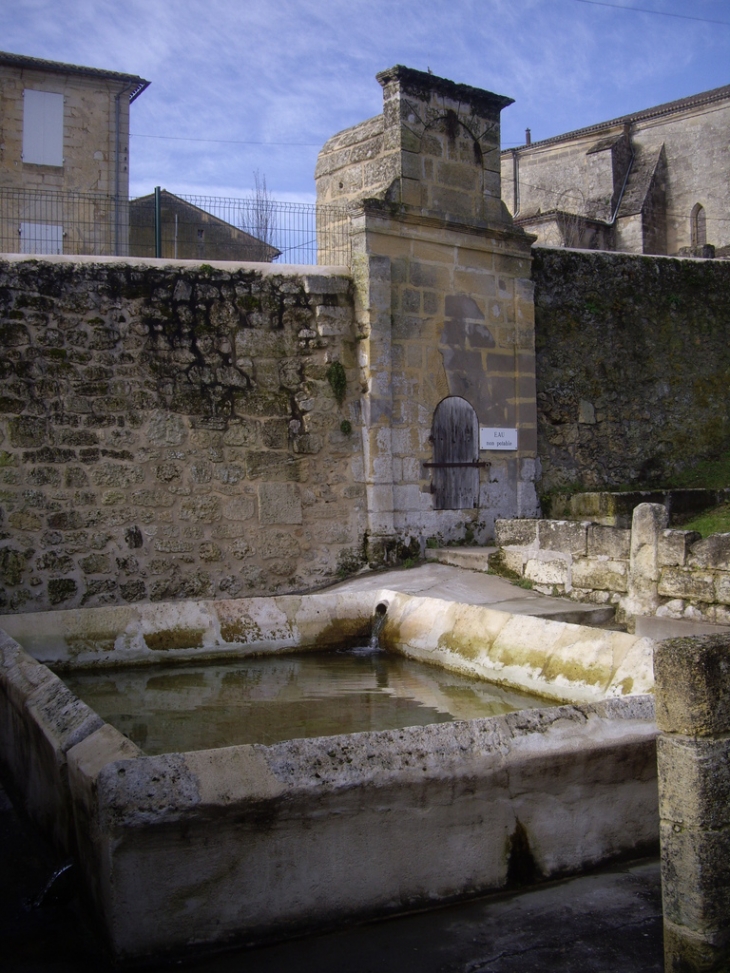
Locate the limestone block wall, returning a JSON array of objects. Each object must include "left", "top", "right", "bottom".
[
  {"left": 654, "top": 634, "right": 730, "bottom": 972},
  {"left": 317, "top": 65, "right": 511, "bottom": 224},
  {"left": 0, "top": 64, "right": 133, "bottom": 195},
  {"left": 0, "top": 256, "right": 365, "bottom": 614},
  {"left": 533, "top": 248, "right": 730, "bottom": 493},
  {"left": 351, "top": 206, "right": 539, "bottom": 550},
  {"left": 493, "top": 504, "right": 730, "bottom": 627}
]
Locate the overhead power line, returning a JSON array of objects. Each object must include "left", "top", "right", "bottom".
[
  {"left": 572, "top": 0, "right": 730, "bottom": 27},
  {"left": 131, "top": 133, "right": 321, "bottom": 146}
]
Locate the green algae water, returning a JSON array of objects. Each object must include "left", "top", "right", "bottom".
[{"left": 61, "top": 648, "right": 550, "bottom": 755}]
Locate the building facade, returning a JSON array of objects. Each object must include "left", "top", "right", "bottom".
[
  {"left": 0, "top": 51, "right": 149, "bottom": 254},
  {"left": 501, "top": 83, "right": 730, "bottom": 257}
]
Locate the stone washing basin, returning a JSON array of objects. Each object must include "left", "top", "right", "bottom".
[{"left": 0, "top": 590, "right": 658, "bottom": 961}]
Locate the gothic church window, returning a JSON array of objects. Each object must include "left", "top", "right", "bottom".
[{"left": 691, "top": 203, "right": 706, "bottom": 247}]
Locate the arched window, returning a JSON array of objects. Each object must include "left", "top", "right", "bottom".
[{"left": 691, "top": 203, "right": 706, "bottom": 247}]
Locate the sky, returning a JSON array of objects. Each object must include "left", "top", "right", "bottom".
[{"left": 3, "top": 0, "right": 730, "bottom": 203}]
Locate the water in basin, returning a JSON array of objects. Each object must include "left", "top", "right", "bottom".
[{"left": 61, "top": 647, "right": 551, "bottom": 754}]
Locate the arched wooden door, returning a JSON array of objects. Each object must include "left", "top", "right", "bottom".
[{"left": 431, "top": 396, "right": 480, "bottom": 510}]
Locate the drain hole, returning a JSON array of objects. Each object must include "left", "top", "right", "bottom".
[{"left": 375, "top": 602, "right": 388, "bottom": 616}]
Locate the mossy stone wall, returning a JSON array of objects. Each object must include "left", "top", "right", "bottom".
[{"left": 533, "top": 249, "right": 730, "bottom": 493}]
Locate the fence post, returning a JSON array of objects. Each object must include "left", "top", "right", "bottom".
[
  {"left": 654, "top": 634, "right": 730, "bottom": 972},
  {"left": 154, "top": 186, "right": 162, "bottom": 258}
]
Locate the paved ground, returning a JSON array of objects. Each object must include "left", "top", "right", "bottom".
[{"left": 2, "top": 558, "right": 667, "bottom": 971}]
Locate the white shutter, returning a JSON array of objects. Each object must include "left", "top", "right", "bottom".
[
  {"left": 22, "top": 90, "right": 64, "bottom": 166},
  {"left": 20, "top": 222, "right": 63, "bottom": 255}
]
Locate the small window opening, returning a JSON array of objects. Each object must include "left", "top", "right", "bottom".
[{"left": 691, "top": 203, "right": 706, "bottom": 247}]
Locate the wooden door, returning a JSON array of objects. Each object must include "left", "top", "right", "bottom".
[{"left": 431, "top": 396, "right": 479, "bottom": 509}]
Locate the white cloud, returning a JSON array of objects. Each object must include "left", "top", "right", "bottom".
[{"left": 5, "top": 0, "right": 728, "bottom": 197}]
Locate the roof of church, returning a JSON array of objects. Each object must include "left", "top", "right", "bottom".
[{"left": 503, "top": 82, "right": 730, "bottom": 154}]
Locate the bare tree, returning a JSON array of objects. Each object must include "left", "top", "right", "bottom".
[{"left": 239, "top": 170, "right": 278, "bottom": 261}]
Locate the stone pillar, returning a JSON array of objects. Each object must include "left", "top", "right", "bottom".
[
  {"left": 619, "top": 502, "right": 668, "bottom": 628},
  {"left": 316, "top": 66, "right": 538, "bottom": 550},
  {"left": 654, "top": 634, "right": 730, "bottom": 972}
]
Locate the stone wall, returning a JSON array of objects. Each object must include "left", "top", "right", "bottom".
[
  {"left": 493, "top": 504, "right": 730, "bottom": 629},
  {"left": 0, "top": 256, "right": 365, "bottom": 614},
  {"left": 533, "top": 248, "right": 730, "bottom": 494}
]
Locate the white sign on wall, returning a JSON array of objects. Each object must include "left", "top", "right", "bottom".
[{"left": 479, "top": 427, "right": 518, "bottom": 450}]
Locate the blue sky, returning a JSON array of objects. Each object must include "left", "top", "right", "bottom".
[{"left": 4, "top": 0, "right": 730, "bottom": 202}]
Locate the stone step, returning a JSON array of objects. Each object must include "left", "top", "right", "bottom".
[
  {"left": 424, "top": 548, "right": 617, "bottom": 628},
  {"left": 425, "top": 547, "right": 495, "bottom": 572}
]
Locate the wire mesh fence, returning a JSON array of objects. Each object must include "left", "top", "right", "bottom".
[{"left": 0, "top": 187, "right": 351, "bottom": 265}]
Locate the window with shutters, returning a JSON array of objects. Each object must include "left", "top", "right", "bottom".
[
  {"left": 430, "top": 396, "right": 480, "bottom": 510},
  {"left": 22, "top": 89, "right": 64, "bottom": 167}
]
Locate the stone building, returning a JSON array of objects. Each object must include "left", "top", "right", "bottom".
[
  {"left": 501, "top": 82, "right": 730, "bottom": 257},
  {"left": 0, "top": 50, "right": 149, "bottom": 254},
  {"left": 317, "top": 66, "right": 539, "bottom": 560},
  {"left": 129, "top": 190, "right": 281, "bottom": 262}
]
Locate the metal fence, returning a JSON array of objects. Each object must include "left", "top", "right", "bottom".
[{"left": 0, "top": 187, "right": 351, "bottom": 266}]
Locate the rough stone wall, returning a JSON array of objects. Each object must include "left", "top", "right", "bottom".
[
  {"left": 0, "top": 256, "right": 364, "bottom": 614},
  {"left": 629, "top": 101, "right": 730, "bottom": 255},
  {"left": 502, "top": 135, "right": 602, "bottom": 223},
  {"left": 533, "top": 248, "right": 730, "bottom": 493},
  {"left": 318, "top": 67, "right": 538, "bottom": 556}
]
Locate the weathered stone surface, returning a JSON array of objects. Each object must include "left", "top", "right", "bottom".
[
  {"left": 657, "top": 735, "right": 730, "bottom": 831},
  {"left": 533, "top": 249, "right": 730, "bottom": 494},
  {"left": 586, "top": 524, "right": 630, "bottom": 559},
  {"left": 0, "top": 259, "right": 361, "bottom": 609},
  {"left": 659, "top": 528, "right": 702, "bottom": 567},
  {"left": 658, "top": 567, "right": 715, "bottom": 603},
  {"left": 258, "top": 483, "right": 303, "bottom": 525},
  {"left": 688, "top": 533, "right": 730, "bottom": 570},
  {"left": 662, "top": 920, "right": 730, "bottom": 973},
  {"left": 571, "top": 557, "right": 627, "bottom": 592},
  {"left": 659, "top": 823, "right": 730, "bottom": 943},
  {"left": 654, "top": 635, "right": 730, "bottom": 736},
  {"left": 713, "top": 574, "right": 730, "bottom": 606},
  {"left": 524, "top": 553, "right": 570, "bottom": 587},
  {"left": 494, "top": 519, "right": 538, "bottom": 547},
  {"left": 537, "top": 520, "right": 587, "bottom": 555}
]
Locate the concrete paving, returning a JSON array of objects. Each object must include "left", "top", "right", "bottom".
[{"left": 329, "top": 555, "right": 617, "bottom": 626}]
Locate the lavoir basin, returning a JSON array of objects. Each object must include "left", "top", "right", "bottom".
[{"left": 0, "top": 588, "right": 659, "bottom": 962}]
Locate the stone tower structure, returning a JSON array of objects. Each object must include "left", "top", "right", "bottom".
[{"left": 316, "top": 66, "right": 538, "bottom": 562}]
